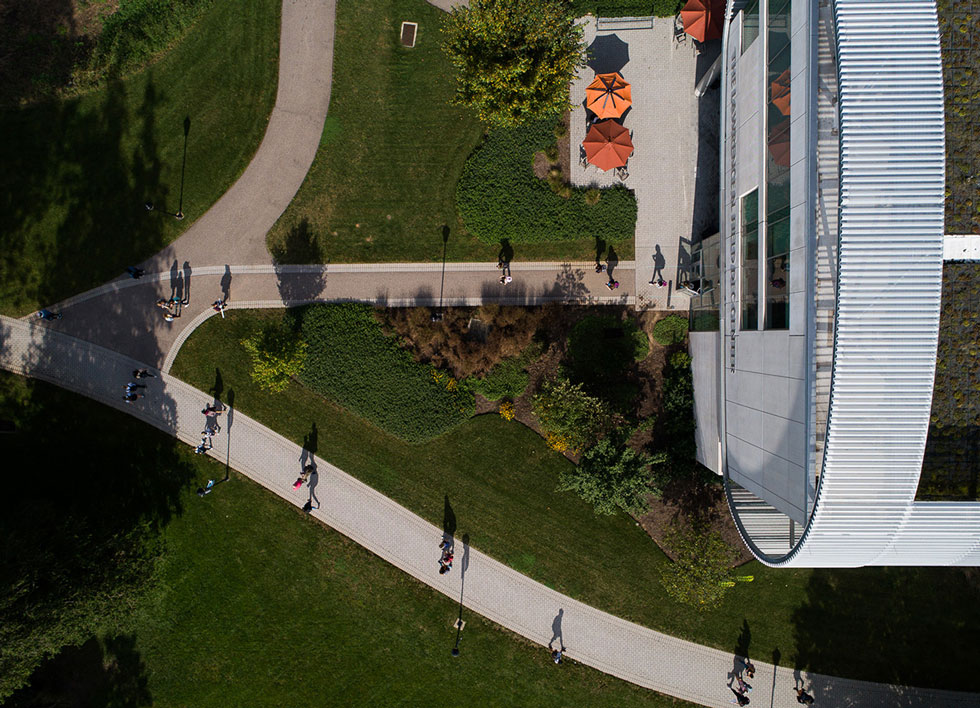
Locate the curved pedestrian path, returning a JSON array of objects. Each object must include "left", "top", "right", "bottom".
[
  {"left": 1, "top": 315, "right": 976, "bottom": 708},
  {"left": 140, "top": 0, "right": 336, "bottom": 270}
]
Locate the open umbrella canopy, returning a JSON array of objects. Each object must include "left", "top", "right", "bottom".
[
  {"left": 584, "top": 120, "right": 634, "bottom": 171},
  {"left": 770, "top": 68, "right": 791, "bottom": 116},
  {"left": 587, "top": 33, "right": 630, "bottom": 75},
  {"left": 585, "top": 73, "right": 632, "bottom": 120},
  {"left": 681, "top": 0, "right": 725, "bottom": 42}
]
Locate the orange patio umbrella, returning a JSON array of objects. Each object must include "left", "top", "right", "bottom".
[
  {"left": 585, "top": 72, "right": 633, "bottom": 120},
  {"left": 584, "top": 120, "right": 634, "bottom": 171},
  {"left": 770, "top": 68, "right": 791, "bottom": 116},
  {"left": 768, "top": 118, "right": 791, "bottom": 167},
  {"left": 681, "top": 0, "right": 725, "bottom": 42}
]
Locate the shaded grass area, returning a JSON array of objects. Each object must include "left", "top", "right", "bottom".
[
  {"left": 1, "top": 381, "right": 688, "bottom": 707},
  {"left": 170, "top": 308, "right": 980, "bottom": 690},
  {"left": 0, "top": 0, "right": 280, "bottom": 315},
  {"left": 0, "top": 371, "right": 196, "bottom": 700},
  {"left": 268, "top": 0, "right": 625, "bottom": 266}
]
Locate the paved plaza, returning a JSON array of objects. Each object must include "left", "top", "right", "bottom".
[{"left": 571, "top": 17, "right": 720, "bottom": 313}]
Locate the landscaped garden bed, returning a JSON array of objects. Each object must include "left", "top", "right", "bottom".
[
  {"left": 919, "top": 262, "right": 980, "bottom": 500},
  {"left": 170, "top": 306, "right": 980, "bottom": 690}
]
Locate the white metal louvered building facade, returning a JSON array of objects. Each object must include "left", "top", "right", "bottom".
[{"left": 697, "top": 0, "right": 980, "bottom": 567}]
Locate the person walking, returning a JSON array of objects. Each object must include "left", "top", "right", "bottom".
[
  {"left": 212, "top": 299, "right": 228, "bottom": 318},
  {"left": 795, "top": 688, "right": 815, "bottom": 705},
  {"left": 551, "top": 648, "right": 564, "bottom": 665},
  {"left": 594, "top": 263, "right": 607, "bottom": 274},
  {"left": 197, "top": 479, "right": 216, "bottom": 497},
  {"left": 126, "top": 266, "right": 145, "bottom": 279},
  {"left": 133, "top": 369, "right": 154, "bottom": 379},
  {"left": 126, "top": 382, "right": 146, "bottom": 390},
  {"left": 730, "top": 689, "right": 750, "bottom": 706},
  {"left": 202, "top": 404, "right": 223, "bottom": 418},
  {"left": 744, "top": 661, "right": 755, "bottom": 679},
  {"left": 194, "top": 437, "right": 212, "bottom": 454},
  {"left": 123, "top": 392, "right": 143, "bottom": 403},
  {"left": 439, "top": 551, "right": 454, "bottom": 574},
  {"left": 605, "top": 279, "right": 619, "bottom": 290},
  {"left": 735, "top": 675, "right": 752, "bottom": 694},
  {"left": 302, "top": 498, "right": 319, "bottom": 514},
  {"left": 36, "top": 309, "right": 62, "bottom": 321}
]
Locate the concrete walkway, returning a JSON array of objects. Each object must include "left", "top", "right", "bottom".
[
  {"left": 140, "top": 0, "right": 336, "bottom": 270},
  {"left": 1, "top": 315, "right": 976, "bottom": 708},
  {"left": 39, "top": 261, "right": 636, "bottom": 369}
]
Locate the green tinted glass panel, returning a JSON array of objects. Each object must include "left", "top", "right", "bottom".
[{"left": 742, "top": 0, "right": 760, "bottom": 53}]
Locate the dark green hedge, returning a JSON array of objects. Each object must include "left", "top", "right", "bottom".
[
  {"left": 456, "top": 120, "right": 637, "bottom": 244},
  {"left": 571, "top": 0, "right": 682, "bottom": 18},
  {"left": 300, "top": 304, "right": 473, "bottom": 443}
]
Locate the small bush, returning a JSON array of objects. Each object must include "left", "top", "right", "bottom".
[
  {"left": 652, "top": 315, "right": 689, "bottom": 346},
  {"left": 468, "top": 356, "right": 531, "bottom": 401},
  {"left": 544, "top": 144, "right": 560, "bottom": 162},
  {"left": 301, "top": 304, "right": 474, "bottom": 442},
  {"left": 241, "top": 323, "right": 308, "bottom": 393},
  {"left": 585, "top": 188, "right": 601, "bottom": 206},
  {"left": 456, "top": 119, "right": 637, "bottom": 244},
  {"left": 532, "top": 377, "right": 610, "bottom": 454},
  {"left": 558, "top": 437, "right": 666, "bottom": 516},
  {"left": 660, "top": 523, "right": 738, "bottom": 610},
  {"left": 553, "top": 122, "right": 568, "bottom": 139},
  {"left": 499, "top": 401, "right": 515, "bottom": 421}
]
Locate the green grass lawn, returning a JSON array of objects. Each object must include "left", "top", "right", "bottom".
[
  {"left": 0, "top": 0, "right": 281, "bottom": 316},
  {"left": 170, "top": 308, "right": 980, "bottom": 691},
  {"left": 267, "top": 0, "right": 627, "bottom": 266},
  {"left": 1, "top": 373, "right": 687, "bottom": 707}
]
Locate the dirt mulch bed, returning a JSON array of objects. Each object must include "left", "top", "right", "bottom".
[{"left": 635, "top": 477, "right": 754, "bottom": 566}]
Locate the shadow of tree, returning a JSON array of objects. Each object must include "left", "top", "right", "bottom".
[
  {"left": 0, "top": 70, "right": 168, "bottom": 314},
  {"left": 792, "top": 566, "right": 980, "bottom": 694},
  {"left": 0, "top": 319, "right": 187, "bottom": 697},
  {"left": 271, "top": 219, "right": 328, "bottom": 304},
  {"left": 0, "top": 0, "right": 90, "bottom": 107},
  {"left": 4, "top": 634, "right": 151, "bottom": 708}
]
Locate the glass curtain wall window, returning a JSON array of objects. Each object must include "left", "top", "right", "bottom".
[
  {"left": 740, "top": 190, "right": 760, "bottom": 330},
  {"left": 742, "top": 0, "right": 760, "bottom": 53},
  {"left": 765, "top": 0, "right": 792, "bottom": 329}
]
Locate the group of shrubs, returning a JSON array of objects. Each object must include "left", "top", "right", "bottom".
[{"left": 455, "top": 119, "right": 637, "bottom": 245}]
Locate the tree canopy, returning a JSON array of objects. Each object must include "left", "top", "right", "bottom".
[
  {"left": 442, "top": 0, "right": 586, "bottom": 126},
  {"left": 558, "top": 437, "right": 665, "bottom": 516}
]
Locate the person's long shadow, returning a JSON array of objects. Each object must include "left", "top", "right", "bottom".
[
  {"left": 169, "top": 260, "right": 179, "bottom": 300},
  {"left": 443, "top": 494, "right": 456, "bottom": 546},
  {"left": 307, "top": 465, "right": 320, "bottom": 509},
  {"left": 220, "top": 264, "right": 232, "bottom": 302},
  {"left": 594, "top": 236, "right": 606, "bottom": 268},
  {"left": 606, "top": 245, "right": 619, "bottom": 280},
  {"left": 182, "top": 261, "right": 192, "bottom": 305},
  {"left": 210, "top": 367, "right": 223, "bottom": 401},
  {"left": 300, "top": 421, "right": 318, "bottom": 469},
  {"left": 549, "top": 608, "right": 565, "bottom": 651},
  {"left": 729, "top": 619, "right": 751, "bottom": 681}
]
